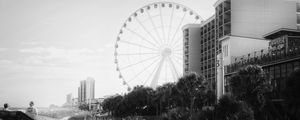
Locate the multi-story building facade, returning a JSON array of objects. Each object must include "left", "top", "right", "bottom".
[
  {"left": 183, "top": 24, "right": 202, "bottom": 74},
  {"left": 183, "top": 16, "right": 219, "bottom": 91},
  {"left": 199, "top": 16, "right": 218, "bottom": 91},
  {"left": 183, "top": 0, "right": 299, "bottom": 98},
  {"left": 78, "top": 77, "right": 95, "bottom": 104},
  {"left": 66, "top": 93, "right": 72, "bottom": 104},
  {"left": 225, "top": 29, "right": 300, "bottom": 98},
  {"left": 215, "top": 0, "right": 298, "bottom": 98}
]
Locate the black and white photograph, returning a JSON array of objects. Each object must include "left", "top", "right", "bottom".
[{"left": 0, "top": 0, "right": 300, "bottom": 120}]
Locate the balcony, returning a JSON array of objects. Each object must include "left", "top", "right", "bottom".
[
  {"left": 223, "top": 0, "right": 231, "bottom": 12},
  {"left": 217, "top": 4, "right": 223, "bottom": 15},
  {"left": 224, "top": 11, "right": 231, "bottom": 24},
  {"left": 224, "top": 46, "right": 300, "bottom": 75}
]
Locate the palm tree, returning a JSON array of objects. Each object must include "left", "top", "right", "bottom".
[
  {"left": 228, "top": 65, "right": 272, "bottom": 119},
  {"left": 175, "top": 72, "right": 208, "bottom": 119}
]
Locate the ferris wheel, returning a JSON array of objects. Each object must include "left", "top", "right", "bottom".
[{"left": 114, "top": 2, "right": 202, "bottom": 91}]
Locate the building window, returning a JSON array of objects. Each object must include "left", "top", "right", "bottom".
[
  {"left": 294, "top": 61, "right": 299, "bottom": 68},
  {"left": 297, "top": 3, "right": 300, "bottom": 12},
  {"left": 223, "top": 45, "right": 228, "bottom": 57},
  {"left": 281, "top": 64, "right": 287, "bottom": 79},
  {"left": 297, "top": 14, "right": 300, "bottom": 24},
  {"left": 287, "top": 63, "right": 293, "bottom": 73}
]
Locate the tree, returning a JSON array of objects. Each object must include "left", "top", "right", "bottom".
[
  {"left": 116, "top": 86, "right": 156, "bottom": 117},
  {"left": 228, "top": 65, "right": 272, "bottom": 119},
  {"left": 215, "top": 94, "right": 254, "bottom": 120},
  {"left": 283, "top": 67, "right": 300, "bottom": 120},
  {"left": 175, "top": 72, "right": 209, "bottom": 119},
  {"left": 153, "top": 83, "right": 176, "bottom": 115},
  {"left": 102, "top": 95, "right": 123, "bottom": 116},
  {"left": 78, "top": 103, "right": 89, "bottom": 111}
]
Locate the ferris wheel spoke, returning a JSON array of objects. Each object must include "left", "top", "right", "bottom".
[
  {"left": 173, "top": 54, "right": 183, "bottom": 59},
  {"left": 167, "top": 58, "right": 178, "bottom": 83},
  {"left": 172, "top": 56, "right": 182, "bottom": 66},
  {"left": 173, "top": 52, "right": 183, "bottom": 55},
  {"left": 173, "top": 48, "right": 183, "bottom": 52},
  {"left": 168, "top": 57, "right": 180, "bottom": 79},
  {"left": 168, "top": 11, "right": 187, "bottom": 46},
  {"left": 164, "top": 57, "right": 168, "bottom": 83},
  {"left": 166, "top": 6, "right": 174, "bottom": 45},
  {"left": 134, "top": 17, "right": 162, "bottom": 46},
  {"left": 173, "top": 56, "right": 183, "bottom": 62},
  {"left": 159, "top": 5, "right": 166, "bottom": 44},
  {"left": 120, "top": 55, "right": 160, "bottom": 70},
  {"left": 172, "top": 36, "right": 183, "bottom": 49},
  {"left": 145, "top": 10, "right": 163, "bottom": 45},
  {"left": 174, "top": 54, "right": 183, "bottom": 61},
  {"left": 124, "top": 27, "right": 159, "bottom": 48},
  {"left": 120, "top": 40, "right": 158, "bottom": 51},
  {"left": 127, "top": 57, "right": 160, "bottom": 84},
  {"left": 143, "top": 58, "right": 161, "bottom": 86},
  {"left": 150, "top": 57, "right": 165, "bottom": 88},
  {"left": 118, "top": 52, "right": 159, "bottom": 56}
]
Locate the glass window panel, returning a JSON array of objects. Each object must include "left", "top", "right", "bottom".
[
  {"left": 297, "top": 3, "right": 300, "bottom": 12},
  {"left": 297, "top": 14, "right": 300, "bottom": 24},
  {"left": 270, "top": 66, "right": 275, "bottom": 80},
  {"left": 294, "top": 61, "right": 299, "bottom": 68},
  {"left": 287, "top": 63, "right": 293, "bottom": 74},
  {"left": 275, "top": 66, "right": 281, "bottom": 79},
  {"left": 281, "top": 64, "right": 287, "bottom": 78}
]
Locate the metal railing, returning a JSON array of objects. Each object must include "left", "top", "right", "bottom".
[{"left": 225, "top": 46, "right": 300, "bottom": 74}]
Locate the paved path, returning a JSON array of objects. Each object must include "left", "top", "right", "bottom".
[
  {"left": 37, "top": 116, "right": 71, "bottom": 120},
  {"left": 37, "top": 116, "right": 58, "bottom": 120},
  {"left": 60, "top": 116, "right": 70, "bottom": 120}
]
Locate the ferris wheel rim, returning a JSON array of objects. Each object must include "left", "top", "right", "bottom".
[{"left": 114, "top": 2, "right": 203, "bottom": 91}]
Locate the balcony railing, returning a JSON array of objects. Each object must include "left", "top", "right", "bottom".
[{"left": 225, "top": 46, "right": 300, "bottom": 74}]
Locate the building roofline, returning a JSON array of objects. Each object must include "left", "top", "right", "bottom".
[
  {"left": 263, "top": 28, "right": 300, "bottom": 39},
  {"left": 200, "top": 15, "right": 215, "bottom": 27},
  {"left": 218, "top": 35, "right": 269, "bottom": 41},
  {"left": 214, "top": 0, "right": 225, "bottom": 7},
  {"left": 182, "top": 24, "right": 201, "bottom": 29}
]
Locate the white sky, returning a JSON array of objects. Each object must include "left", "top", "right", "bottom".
[{"left": 0, "top": 0, "right": 216, "bottom": 107}]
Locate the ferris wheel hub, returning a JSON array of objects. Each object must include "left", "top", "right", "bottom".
[{"left": 161, "top": 47, "right": 172, "bottom": 57}]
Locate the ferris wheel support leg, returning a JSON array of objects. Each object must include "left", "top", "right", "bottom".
[{"left": 150, "top": 57, "right": 165, "bottom": 88}]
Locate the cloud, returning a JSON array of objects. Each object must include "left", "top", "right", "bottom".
[
  {"left": 0, "top": 48, "right": 7, "bottom": 52},
  {"left": 0, "top": 59, "right": 14, "bottom": 65},
  {"left": 104, "top": 43, "right": 114, "bottom": 48},
  {"left": 20, "top": 41, "right": 45, "bottom": 46},
  {"left": 19, "top": 47, "right": 103, "bottom": 67},
  {"left": 19, "top": 47, "right": 46, "bottom": 54}
]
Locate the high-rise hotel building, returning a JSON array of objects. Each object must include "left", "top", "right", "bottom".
[
  {"left": 78, "top": 77, "right": 95, "bottom": 103},
  {"left": 183, "top": 24, "right": 201, "bottom": 74},
  {"left": 183, "top": 0, "right": 299, "bottom": 97},
  {"left": 183, "top": 16, "right": 218, "bottom": 90}
]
